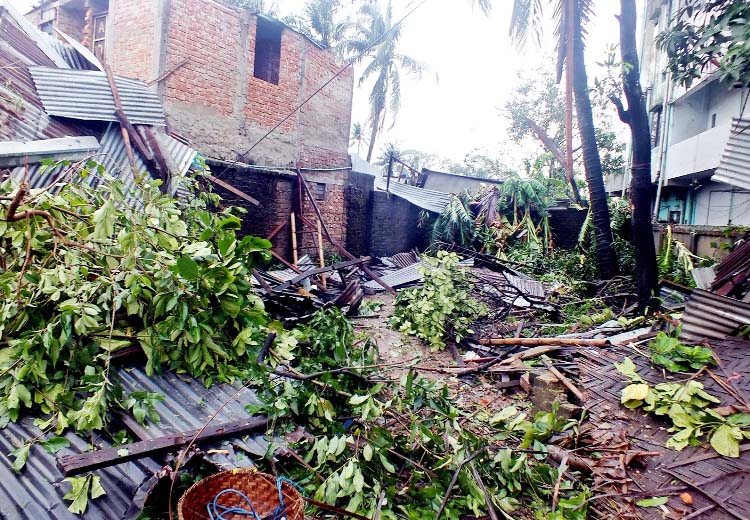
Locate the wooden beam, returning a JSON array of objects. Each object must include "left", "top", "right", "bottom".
[
  {"left": 205, "top": 175, "right": 260, "bottom": 206},
  {"left": 272, "top": 257, "right": 370, "bottom": 292},
  {"left": 147, "top": 58, "right": 189, "bottom": 86},
  {"left": 58, "top": 417, "right": 267, "bottom": 476},
  {"left": 479, "top": 337, "right": 610, "bottom": 347}
]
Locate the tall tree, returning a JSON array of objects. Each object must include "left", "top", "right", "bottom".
[
  {"left": 610, "top": 0, "right": 659, "bottom": 312},
  {"left": 350, "top": 122, "right": 365, "bottom": 155},
  {"left": 477, "top": 0, "right": 619, "bottom": 277},
  {"left": 345, "top": 1, "right": 425, "bottom": 162},
  {"left": 283, "top": 0, "right": 350, "bottom": 51}
]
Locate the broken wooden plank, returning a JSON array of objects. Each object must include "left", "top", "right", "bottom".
[
  {"left": 272, "top": 257, "right": 370, "bottom": 292},
  {"left": 147, "top": 57, "right": 189, "bottom": 86},
  {"left": 479, "top": 337, "right": 611, "bottom": 347},
  {"left": 205, "top": 175, "right": 260, "bottom": 206},
  {"left": 58, "top": 416, "right": 267, "bottom": 476},
  {"left": 540, "top": 357, "right": 585, "bottom": 402}
]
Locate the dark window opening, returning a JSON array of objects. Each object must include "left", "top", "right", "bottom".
[
  {"left": 254, "top": 18, "right": 282, "bottom": 85},
  {"left": 669, "top": 210, "right": 681, "bottom": 224},
  {"left": 650, "top": 105, "right": 663, "bottom": 148},
  {"left": 39, "top": 20, "right": 54, "bottom": 34},
  {"left": 711, "top": 113, "right": 717, "bottom": 128},
  {"left": 314, "top": 183, "right": 327, "bottom": 201}
]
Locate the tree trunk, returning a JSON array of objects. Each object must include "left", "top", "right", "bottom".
[
  {"left": 573, "top": 15, "right": 619, "bottom": 279},
  {"left": 617, "top": 0, "right": 659, "bottom": 312},
  {"left": 366, "top": 120, "right": 378, "bottom": 162}
]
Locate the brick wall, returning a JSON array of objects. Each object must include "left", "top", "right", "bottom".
[
  {"left": 108, "top": 0, "right": 160, "bottom": 80},
  {"left": 55, "top": 4, "right": 86, "bottom": 40},
  {"left": 344, "top": 171, "right": 373, "bottom": 256},
  {"left": 370, "top": 191, "right": 426, "bottom": 257},
  {"left": 548, "top": 207, "right": 588, "bottom": 250},
  {"left": 208, "top": 163, "right": 296, "bottom": 259},
  {"left": 154, "top": 0, "right": 352, "bottom": 168}
]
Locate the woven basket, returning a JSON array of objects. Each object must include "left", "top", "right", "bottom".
[{"left": 177, "top": 469, "right": 304, "bottom": 520}]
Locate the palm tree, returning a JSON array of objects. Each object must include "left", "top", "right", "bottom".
[
  {"left": 283, "top": 0, "right": 350, "bottom": 51},
  {"left": 350, "top": 122, "right": 365, "bottom": 155},
  {"left": 474, "top": 0, "right": 619, "bottom": 278},
  {"left": 345, "top": 1, "right": 425, "bottom": 162}
]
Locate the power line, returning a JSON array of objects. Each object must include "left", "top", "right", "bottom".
[{"left": 218, "top": 0, "right": 431, "bottom": 177}]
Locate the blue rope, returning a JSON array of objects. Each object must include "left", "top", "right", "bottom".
[{"left": 206, "top": 476, "right": 304, "bottom": 520}]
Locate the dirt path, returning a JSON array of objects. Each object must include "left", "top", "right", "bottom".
[{"left": 353, "top": 293, "right": 520, "bottom": 416}]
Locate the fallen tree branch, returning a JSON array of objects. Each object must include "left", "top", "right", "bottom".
[
  {"left": 435, "top": 447, "right": 488, "bottom": 520},
  {"left": 469, "top": 460, "right": 499, "bottom": 520}
]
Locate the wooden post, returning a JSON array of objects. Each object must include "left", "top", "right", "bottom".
[
  {"left": 386, "top": 154, "right": 393, "bottom": 193},
  {"left": 290, "top": 212, "right": 298, "bottom": 267},
  {"left": 317, "top": 218, "right": 327, "bottom": 290},
  {"left": 297, "top": 170, "right": 396, "bottom": 295}
]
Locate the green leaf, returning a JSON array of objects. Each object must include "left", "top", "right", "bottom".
[
  {"left": 614, "top": 357, "right": 644, "bottom": 382},
  {"left": 362, "top": 444, "right": 373, "bottom": 462},
  {"left": 63, "top": 475, "right": 92, "bottom": 515},
  {"left": 40, "top": 436, "right": 70, "bottom": 454},
  {"left": 349, "top": 394, "right": 369, "bottom": 406},
  {"left": 636, "top": 496, "right": 669, "bottom": 507},
  {"left": 91, "top": 198, "right": 117, "bottom": 240},
  {"left": 710, "top": 424, "right": 741, "bottom": 457},
  {"left": 176, "top": 255, "right": 200, "bottom": 281},
  {"left": 622, "top": 384, "right": 649, "bottom": 404},
  {"left": 90, "top": 475, "right": 106, "bottom": 499},
  {"left": 11, "top": 444, "right": 30, "bottom": 473}
]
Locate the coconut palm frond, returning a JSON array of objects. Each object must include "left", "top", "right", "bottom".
[
  {"left": 477, "top": 187, "right": 500, "bottom": 225},
  {"left": 509, "top": 0, "right": 544, "bottom": 47},
  {"left": 433, "top": 195, "right": 476, "bottom": 247}
]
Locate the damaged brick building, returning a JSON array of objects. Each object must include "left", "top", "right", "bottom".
[{"left": 26, "top": 0, "right": 373, "bottom": 260}]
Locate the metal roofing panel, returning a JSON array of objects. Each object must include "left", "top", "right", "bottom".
[
  {"left": 0, "top": 12, "right": 90, "bottom": 141},
  {"left": 0, "top": 136, "right": 99, "bottom": 166},
  {"left": 0, "top": 1, "right": 68, "bottom": 68},
  {"left": 160, "top": 133, "right": 198, "bottom": 177},
  {"left": 374, "top": 179, "right": 452, "bottom": 214},
  {"left": 115, "top": 367, "right": 268, "bottom": 466},
  {"left": 29, "top": 66, "right": 166, "bottom": 126},
  {"left": 0, "top": 418, "right": 160, "bottom": 520},
  {"left": 679, "top": 289, "right": 750, "bottom": 343},
  {"left": 714, "top": 118, "right": 750, "bottom": 191},
  {"left": 364, "top": 259, "right": 474, "bottom": 292}
]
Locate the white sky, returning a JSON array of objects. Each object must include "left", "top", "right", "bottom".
[{"left": 8, "top": 0, "right": 637, "bottom": 164}]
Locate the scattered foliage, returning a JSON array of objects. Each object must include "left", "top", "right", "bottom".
[
  {"left": 0, "top": 163, "right": 276, "bottom": 467},
  {"left": 390, "top": 252, "right": 488, "bottom": 350},
  {"left": 648, "top": 332, "right": 715, "bottom": 373},
  {"left": 616, "top": 358, "right": 750, "bottom": 457}
]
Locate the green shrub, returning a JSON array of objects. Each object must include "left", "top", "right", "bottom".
[{"left": 390, "top": 251, "right": 487, "bottom": 350}]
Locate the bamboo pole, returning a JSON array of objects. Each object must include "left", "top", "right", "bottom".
[
  {"left": 290, "top": 212, "right": 298, "bottom": 267},
  {"left": 317, "top": 218, "right": 327, "bottom": 290},
  {"left": 479, "top": 337, "right": 610, "bottom": 347}
]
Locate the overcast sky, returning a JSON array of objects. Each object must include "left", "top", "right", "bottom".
[{"left": 9, "top": 0, "right": 637, "bottom": 165}]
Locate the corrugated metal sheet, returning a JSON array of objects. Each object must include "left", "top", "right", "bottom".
[
  {"left": 0, "top": 418, "right": 160, "bottom": 520},
  {"left": 116, "top": 367, "right": 268, "bottom": 468},
  {"left": 0, "top": 10, "right": 87, "bottom": 141},
  {"left": 0, "top": 0, "right": 67, "bottom": 68},
  {"left": 29, "top": 66, "right": 166, "bottom": 126},
  {"left": 711, "top": 240, "right": 750, "bottom": 298},
  {"left": 679, "top": 289, "right": 750, "bottom": 343},
  {"left": 364, "top": 259, "right": 474, "bottom": 292},
  {"left": 374, "top": 178, "right": 452, "bottom": 214},
  {"left": 714, "top": 118, "right": 750, "bottom": 191},
  {"left": 0, "top": 136, "right": 99, "bottom": 166},
  {"left": 160, "top": 133, "right": 198, "bottom": 177},
  {"left": 0, "top": 364, "right": 268, "bottom": 519}
]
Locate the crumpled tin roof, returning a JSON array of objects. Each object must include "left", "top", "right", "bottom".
[
  {"left": 0, "top": 418, "right": 161, "bottom": 520},
  {"left": 29, "top": 66, "right": 167, "bottom": 126},
  {"left": 715, "top": 118, "right": 750, "bottom": 191},
  {"left": 375, "top": 178, "right": 452, "bottom": 214},
  {"left": 0, "top": 365, "right": 267, "bottom": 519},
  {"left": 679, "top": 288, "right": 750, "bottom": 344}
]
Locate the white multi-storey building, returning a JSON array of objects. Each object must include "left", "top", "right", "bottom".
[{"left": 607, "top": 0, "right": 750, "bottom": 227}]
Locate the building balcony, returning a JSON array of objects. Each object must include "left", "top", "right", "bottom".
[{"left": 664, "top": 123, "right": 732, "bottom": 183}]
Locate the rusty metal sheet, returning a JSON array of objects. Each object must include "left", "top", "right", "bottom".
[{"left": 679, "top": 289, "right": 750, "bottom": 343}]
